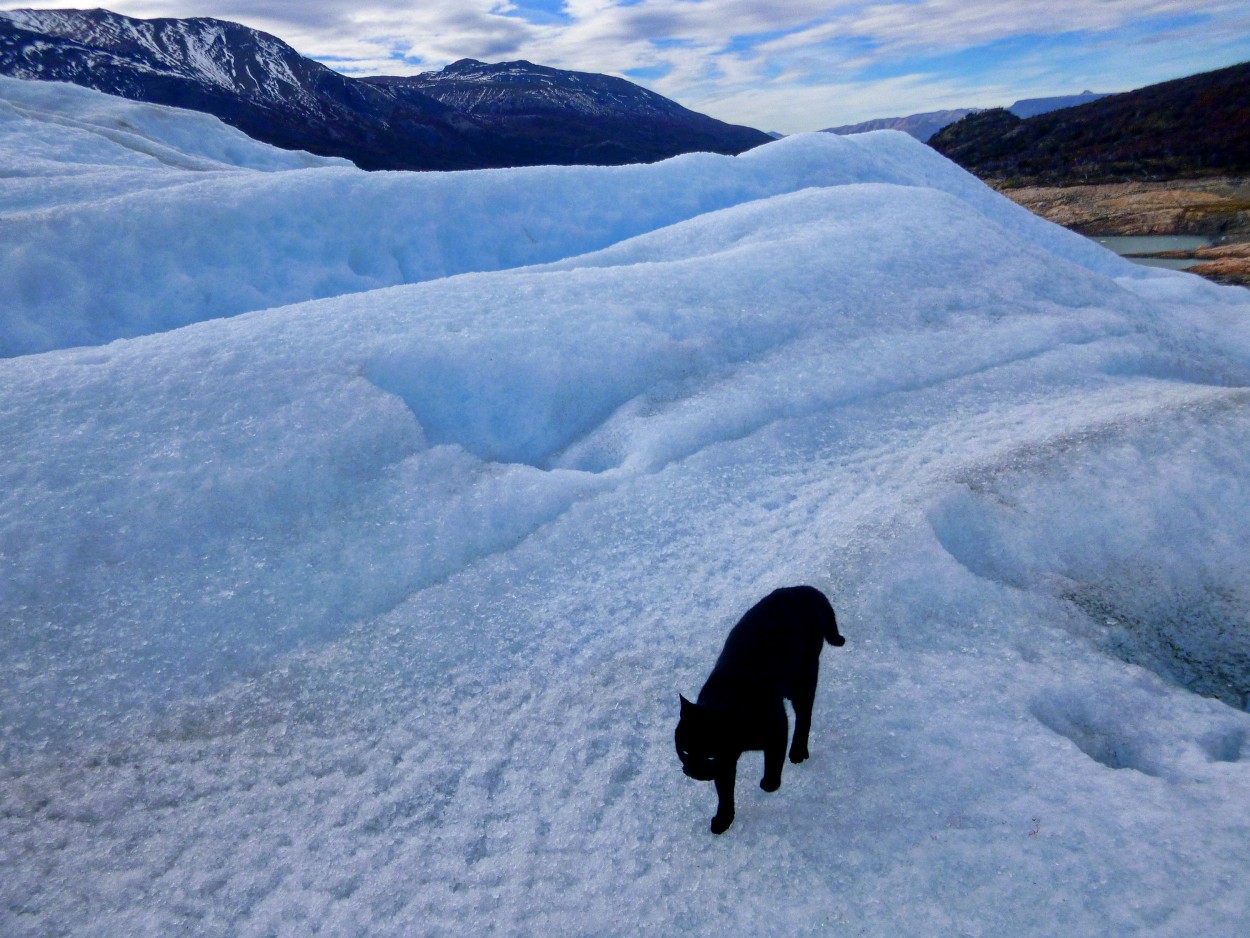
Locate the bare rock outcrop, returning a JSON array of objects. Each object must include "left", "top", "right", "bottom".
[{"left": 998, "top": 178, "right": 1250, "bottom": 237}]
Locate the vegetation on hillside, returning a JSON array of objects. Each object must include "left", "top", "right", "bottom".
[{"left": 929, "top": 61, "right": 1250, "bottom": 187}]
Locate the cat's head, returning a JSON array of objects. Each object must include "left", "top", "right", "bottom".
[{"left": 675, "top": 695, "right": 729, "bottom": 781}]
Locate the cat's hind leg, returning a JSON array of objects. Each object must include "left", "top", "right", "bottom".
[{"left": 788, "top": 661, "right": 818, "bottom": 764}]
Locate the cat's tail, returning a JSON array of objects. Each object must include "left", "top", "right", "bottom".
[
  {"left": 808, "top": 586, "right": 845, "bottom": 647},
  {"left": 823, "top": 604, "right": 846, "bottom": 647}
]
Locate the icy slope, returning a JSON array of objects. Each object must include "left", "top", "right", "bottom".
[
  {"left": 0, "top": 75, "right": 346, "bottom": 176},
  {"left": 2, "top": 75, "right": 1131, "bottom": 359},
  {"left": 3, "top": 92, "right": 1250, "bottom": 936}
]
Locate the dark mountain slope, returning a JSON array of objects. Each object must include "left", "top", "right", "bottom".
[
  {"left": 364, "top": 58, "right": 767, "bottom": 165},
  {"left": 929, "top": 61, "right": 1250, "bottom": 185}
]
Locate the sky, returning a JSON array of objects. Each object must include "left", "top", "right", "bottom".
[{"left": 8, "top": 1, "right": 1250, "bottom": 134}]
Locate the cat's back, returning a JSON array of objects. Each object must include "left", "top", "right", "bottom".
[{"left": 709, "top": 587, "right": 828, "bottom": 687}]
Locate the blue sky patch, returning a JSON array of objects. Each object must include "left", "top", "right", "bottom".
[
  {"left": 624, "top": 63, "right": 673, "bottom": 81},
  {"left": 501, "top": 0, "right": 573, "bottom": 26}
]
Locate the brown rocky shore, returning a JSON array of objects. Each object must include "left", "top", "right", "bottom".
[
  {"left": 1150, "top": 242, "right": 1250, "bottom": 286},
  {"left": 995, "top": 178, "right": 1250, "bottom": 285}
]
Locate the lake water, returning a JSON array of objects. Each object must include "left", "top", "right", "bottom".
[{"left": 1089, "top": 234, "right": 1213, "bottom": 270}]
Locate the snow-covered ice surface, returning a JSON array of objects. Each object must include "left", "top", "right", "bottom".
[
  {"left": 1, "top": 75, "right": 1125, "bottom": 360},
  {"left": 3, "top": 79, "right": 1250, "bottom": 935}
]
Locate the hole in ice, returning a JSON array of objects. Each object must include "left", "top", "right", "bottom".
[
  {"left": 1198, "top": 727, "right": 1246, "bottom": 763},
  {"left": 927, "top": 488, "right": 1029, "bottom": 590},
  {"left": 930, "top": 448, "right": 1250, "bottom": 713},
  {"left": 1030, "top": 694, "right": 1163, "bottom": 775},
  {"left": 934, "top": 493, "right": 1250, "bottom": 711},
  {"left": 1097, "top": 353, "right": 1250, "bottom": 389},
  {"left": 1061, "top": 586, "right": 1250, "bottom": 712},
  {"left": 364, "top": 349, "right": 636, "bottom": 469}
]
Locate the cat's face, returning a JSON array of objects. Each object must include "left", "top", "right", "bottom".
[{"left": 675, "top": 696, "right": 728, "bottom": 781}]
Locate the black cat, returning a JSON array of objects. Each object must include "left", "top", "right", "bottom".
[{"left": 676, "top": 585, "right": 845, "bottom": 834}]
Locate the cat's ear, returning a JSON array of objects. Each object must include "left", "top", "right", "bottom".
[{"left": 679, "top": 694, "right": 693, "bottom": 713}]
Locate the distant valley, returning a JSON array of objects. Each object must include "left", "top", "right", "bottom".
[
  {"left": 822, "top": 108, "right": 978, "bottom": 143},
  {"left": 822, "top": 91, "right": 1106, "bottom": 142}
]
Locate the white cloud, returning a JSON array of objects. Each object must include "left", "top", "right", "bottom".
[
  {"left": 839, "top": 0, "right": 1227, "bottom": 54},
  {"left": 687, "top": 70, "right": 1025, "bottom": 133}
]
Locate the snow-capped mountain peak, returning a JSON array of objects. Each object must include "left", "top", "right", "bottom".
[{"left": 1, "top": 8, "right": 319, "bottom": 109}]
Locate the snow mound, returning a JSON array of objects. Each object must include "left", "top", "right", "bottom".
[
  {"left": 3, "top": 80, "right": 1250, "bottom": 936},
  {"left": 1, "top": 76, "right": 1141, "bottom": 358},
  {"left": 0, "top": 75, "right": 345, "bottom": 179}
]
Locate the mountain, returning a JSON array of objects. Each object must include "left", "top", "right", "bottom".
[
  {"left": 0, "top": 8, "right": 769, "bottom": 170},
  {"left": 362, "top": 58, "right": 769, "bottom": 166},
  {"left": 929, "top": 61, "right": 1250, "bottom": 185},
  {"left": 822, "top": 108, "right": 977, "bottom": 142}
]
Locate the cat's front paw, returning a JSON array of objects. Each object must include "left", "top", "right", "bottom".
[
  {"left": 789, "top": 746, "right": 808, "bottom": 764},
  {"left": 760, "top": 774, "right": 780, "bottom": 792},
  {"left": 711, "top": 813, "right": 734, "bottom": 834}
]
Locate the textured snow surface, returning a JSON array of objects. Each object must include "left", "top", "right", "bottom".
[
  {"left": 3, "top": 79, "right": 1250, "bottom": 936},
  {"left": 0, "top": 74, "right": 344, "bottom": 179}
]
